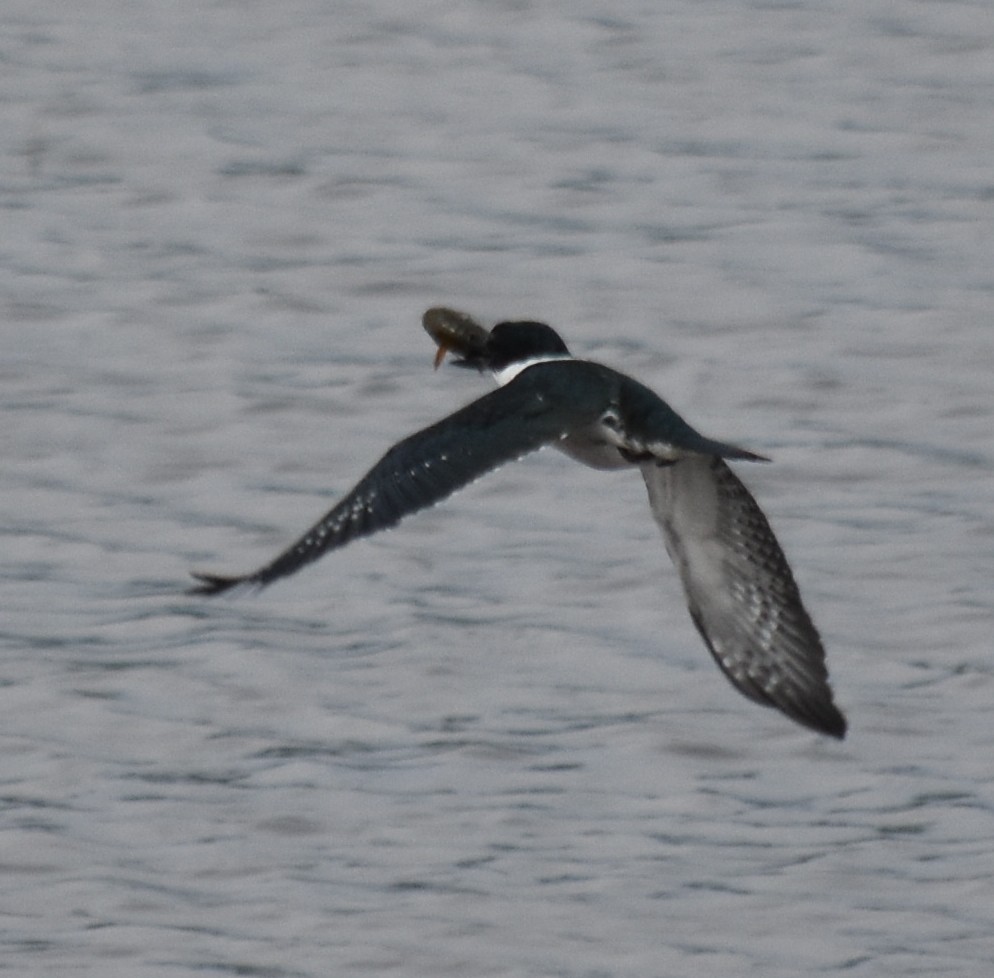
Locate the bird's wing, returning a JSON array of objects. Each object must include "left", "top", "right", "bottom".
[
  {"left": 641, "top": 456, "right": 846, "bottom": 738},
  {"left": 190, "top": 368, "right": 603, "bottom": 595}
]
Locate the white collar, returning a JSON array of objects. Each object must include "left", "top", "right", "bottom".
[{"left": 493, "top": 353, "right": 572, "bottom": 386}]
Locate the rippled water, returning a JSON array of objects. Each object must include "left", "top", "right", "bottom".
[{"left": 3, "top": 1, "right": 994, "bottom": 975}]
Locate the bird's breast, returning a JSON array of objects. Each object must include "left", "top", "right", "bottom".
[{"left": 556, "top": 427, "right": 632, "bottom": 470}]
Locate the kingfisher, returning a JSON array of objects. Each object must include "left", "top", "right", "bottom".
[{"left": 191, "top": 308, "right": 846, "bottom": 738}]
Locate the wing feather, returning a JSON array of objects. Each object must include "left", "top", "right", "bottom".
[
  {"left": 641, "top": 457, "right": 846, "bottom": 738},
  {"left": 190, "top": 368, "right": 600, "bottom": 595}
]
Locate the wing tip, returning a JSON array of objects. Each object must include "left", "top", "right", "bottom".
[
  {"left": 786, "top": 693, "right": 847, "bottom": 739},
  {"left": 814, "top": 703, "right": 848, "bottom": 740},
  {"left": 187, "top": 572, "right": 250, "bottom": 597}
]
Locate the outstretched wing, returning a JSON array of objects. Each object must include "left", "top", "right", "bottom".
[
  {"left": 190, "top": 368, "right": 602, "bottom": 595},
  {"left": 641, "top": 456, "right": 846, "bottom": 738}
]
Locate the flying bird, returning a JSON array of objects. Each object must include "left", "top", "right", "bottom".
[{"left": 191, "top": 308, "right": 846, "bottom": 738}]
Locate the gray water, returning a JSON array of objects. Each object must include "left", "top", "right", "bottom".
[{"left": 3, "top": 1, "right": 994, "bottom": 975}]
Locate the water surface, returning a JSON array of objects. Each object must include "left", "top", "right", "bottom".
[{"left": 3, "top": 1, "right": 993, "bottom": 975}]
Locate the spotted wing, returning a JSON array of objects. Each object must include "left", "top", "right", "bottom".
[
  {"left": 641, "top": 456, "right": 846, "bottom": 738},
  {"left": 190, "top": 369, "right": 601, "bottom": 595}
]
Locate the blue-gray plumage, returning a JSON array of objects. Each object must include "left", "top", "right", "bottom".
[{"left": 191, "top": 311, "right": 846, "bottom": 739}]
